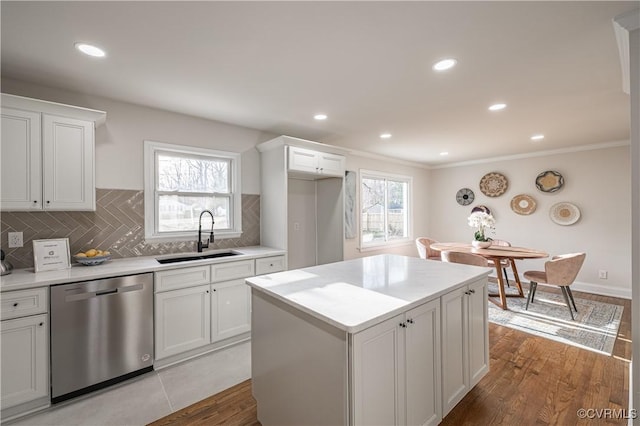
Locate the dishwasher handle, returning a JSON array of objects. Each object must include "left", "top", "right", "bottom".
[{"left": 65, "top": 283, "right": 144, "bottom": 302}]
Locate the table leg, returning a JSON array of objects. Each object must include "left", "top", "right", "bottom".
[
  {"left": 492, "top": 257, "right": 508, "bottom": 310},
  {"left": 509, "top": 259, "right": 525, "bottom": 297}
]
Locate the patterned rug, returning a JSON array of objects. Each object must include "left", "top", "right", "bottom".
[{"left": 487, "top": 283, "right": 623, "bottom": 355}]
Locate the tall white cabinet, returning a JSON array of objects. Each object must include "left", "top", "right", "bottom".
[
  {"left": 1, "top": 94, "right": 106, "bottom": 211},
  {"left": 257, "top": 136, "right": 347, "bottom": 270}
]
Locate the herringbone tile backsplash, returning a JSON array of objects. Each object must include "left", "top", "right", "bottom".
[{"left": 0, "top": 189, "right": 260, "bottom": 269}]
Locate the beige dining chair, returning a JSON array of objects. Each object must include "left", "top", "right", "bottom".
[
  {"left": 441, "top": 251, "right": 489, "bottom": 267},
  {"left": 488, "top": 239, "right": 512, "bottom": 286},
  {"left": 523, "top": 252, "right": 586, "bottom": 320},
  {"left": 416, "top": 237, "right": 441, "bottom": 261}
]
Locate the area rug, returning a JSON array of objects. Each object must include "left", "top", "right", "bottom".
[{"left": 487, "top": 283, "right": 623, "bottom": 355}]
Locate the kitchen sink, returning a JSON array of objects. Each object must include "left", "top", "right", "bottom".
[{"left": 156, "top": 251, "right": 240, "bottom": 264}]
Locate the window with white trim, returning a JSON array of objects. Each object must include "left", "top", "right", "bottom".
[
  {"left": 360, "top": 169, "right": 412, "bottom": 249},
  {"left": 144, "top": 141, "right": 242, "bottom": 242}
]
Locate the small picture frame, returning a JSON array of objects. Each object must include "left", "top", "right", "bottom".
[{"left": 33, "top": 238, "right": 71, "bottom": 272}]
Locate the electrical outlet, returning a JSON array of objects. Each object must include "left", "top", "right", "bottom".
[
  {"left": 8, "top": 232, "right": 23, "bottom": 248},
  {"left": 294, "top": 222, "right": 300, "bottom": 231},
  {"left": 598, "top": 270, "right": 608, "bottom": 280}
]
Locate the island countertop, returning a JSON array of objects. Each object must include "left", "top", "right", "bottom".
[{"left": 245, "top": 254, "right": 491, "bottom": 333}]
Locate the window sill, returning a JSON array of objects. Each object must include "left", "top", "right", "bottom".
[
  {"left": 358, "top": 239, "right": 413, "bottom": 253},
  {"left": 144, "top": 231, "right": 243, "bottom": 244}
]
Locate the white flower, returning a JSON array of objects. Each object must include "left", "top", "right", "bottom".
[{"left": 468, "top": 211, "right": 495, "bottom": 241}]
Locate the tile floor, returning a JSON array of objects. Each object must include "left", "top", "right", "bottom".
[{"left": 9, "top": 341, "right": 251, "bottom": 426}]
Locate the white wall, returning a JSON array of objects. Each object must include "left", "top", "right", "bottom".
[
  {"left": 343, "top": 152, "right": 430, "bottom": 260},
  {"left": 428, "top": 144, "right": 632, "bottom": 298},
  {"left": 1, "top": 78, "right": 273, "bottom": 194}
]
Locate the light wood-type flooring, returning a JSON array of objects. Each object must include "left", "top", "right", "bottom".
[{"left": 150, "top": 289, "right": 632, "bottom": 426}]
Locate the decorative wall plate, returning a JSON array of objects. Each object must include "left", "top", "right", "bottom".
[
  {"left": 510, "top": 194, "right": 537, "bottom": 215},
  {"left": 456, "top": 188, "right": 475, "bottom": 206},
  {"left": 549, "top": 202, "right": 580, "bottom": 225},
  {"left": 471, "top": 205, "right": 492, "bottom": 215},
  {"left": 479, "top": 172, "right": 508, "bottom": 197},
  {"left": 536, "top": 170, "right": 564, "bottom": 193}
]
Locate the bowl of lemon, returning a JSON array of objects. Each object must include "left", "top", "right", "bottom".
[{"left": 74, "top": 249, "right": 112, "bottom": 266}]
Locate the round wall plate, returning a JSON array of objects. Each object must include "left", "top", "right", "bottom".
[
  {"left": 536, "top": 170, "right": 564, "bottom": 193},
  {"left": 549, "top": 202, "right": 580, "bottom": 225},
  {"left": 471, "top": 205, "right": 492, "bottom": 215},
  {"left": 456, "top": 188, "right": 475, "bottom": 206},
  {"left": 510, "top": 194, "right": 537, "bottom": 215},
  {"left": 479, "top": 172, "right": 508, "bottom": 197}
]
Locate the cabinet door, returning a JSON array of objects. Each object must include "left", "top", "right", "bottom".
[
  {"left": 468, "top": 280, "right": 489, "bottom": 387},
  {"left": 42, "top": 114, "right": 95, "bottom": 210},
  {"left": 288, "top": 146, "right": 319, "bottom": 174},
  {"left": 406, "top": 300, "right": 441, "bottom": 426},
  {"left": 155, "top": 285, "right": 211, "bottom": 360},
  {"left": 211, "top": 279, "right": 250, "bottom": 342},
  {"left": 1, "top": 314, "right": 48, "bottom": 409},
  {"left": 352, "top": 314, "right": 405, "bottom": 426},
  {"left": 440, "top": 286, "right": 469, "bottom": 415},
  {"left": 1, "top": 108, "right": 41, "bottom": 210},
  {"left": 317, "top": 151, "right": 345, "bottom": 177}
]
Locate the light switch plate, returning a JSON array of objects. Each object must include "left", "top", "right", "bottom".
[{"left": 8, "top": 232, "right": 23, "bottom": 248}]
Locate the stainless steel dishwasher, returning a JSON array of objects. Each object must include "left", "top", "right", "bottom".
[{"left": 50, "top": 273, "right": 154, "bottom": 403}]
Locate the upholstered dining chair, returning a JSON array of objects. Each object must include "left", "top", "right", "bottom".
[
  {"left": 441, "top": 251, "right": 489, "bottom": 267},
  {"left": 416, "top": 237, "right": 441, "bottom": 261},
  {"left": 523, "top": 252, "right": 586, "bottom": 320},
  {"left": 488, "top": 239, "right": 512, "bottom": 286}
]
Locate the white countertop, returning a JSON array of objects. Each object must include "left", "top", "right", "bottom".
[
  {"left": 0, "top": 246, "right": 285, "bottom": 292},
  {"left": 246, "top": 254, "right": 491, "bottom": 333}
]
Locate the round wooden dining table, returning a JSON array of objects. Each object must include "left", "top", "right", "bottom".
[{"left": 430, "top": 242, "right": 549, "bottom": 310}]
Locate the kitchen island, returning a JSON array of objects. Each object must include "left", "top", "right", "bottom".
[{"left": 245, "top": 254, "right": 492, "bottom": 426}]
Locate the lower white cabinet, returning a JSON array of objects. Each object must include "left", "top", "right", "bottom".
[
  {"left": 155, "top": 285, "right": 211, "bottom": 360},
  {"left": 211, "top": 279, "right": 251, "bottom": 342},
  {"left": 352, "top": 299, "right": 441, "bottom": 426},
  {"left": 441, "top": 279, "right": 489, "bottom": 415}
]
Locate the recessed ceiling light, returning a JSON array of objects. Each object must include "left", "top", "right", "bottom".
[
  {"left": 440, "top": 152, "right": 449, "bottom": 156},
  {"left": 432, "top": 58, "right": 457, "bottom": 71},
  {"left": 314, "top": 114, "right": 327, "bottom": 120},
  {"left": 380, "top": 133, "right": 392, "bottom": 139},
  {"left": 488, "top": 103, "right": 507, "bottom": 111},
  {"left": 75, "top": 42, "right": 106, "bottom": 58},
  {"left": 530, "top": 134, "right": 545, "bottom": 141}
]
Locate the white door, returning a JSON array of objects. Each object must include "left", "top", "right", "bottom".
[
  {"left": 440, "top": 286, "right": 469, "bottom": 415},
  {"left": 1, "top": 108, "right": 41, "bottom": 210},
  {"left": 317, "top": 151, "right": 345, "bottom": 177},
  {"left": 155, "top": 285, "right": 211, "bottom": 360},
  {"left": 468, "top": 280, "right": 489, "bottom": 387},
  {"left": 211, "top": 279, "right": 251, "bottom": 342},
  {"left": 0, "top": 314, "right": 49, "bottom": 409},
  {"left": 288, "top": 146, "right": 319, "bottom": 174},
  {"left": 405, "top": 299, "right": 441, "bottom": 426},
  {"left": 42, "top": 114, "right": 95, "bottom": 210},
  {"left": 352, "top": 314, "right": 405, "bottom": 426}
]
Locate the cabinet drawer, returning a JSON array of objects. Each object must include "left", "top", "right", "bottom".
[
  {"left": 1, "top": 288, "right": 48, "bottom": 320},
  {"left": 211, "top": 260, "right": 255, "bottom": 282},
  {"left": 255, "top": 256, "right": 286, "bottom": 275},
  {"left": 155, "top": 266, "right": 211, "bottom": 293}
]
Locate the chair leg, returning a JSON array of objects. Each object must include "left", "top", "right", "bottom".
[
  {"left": 531, "top": 281, "right": 537, "bottom": 301},
  {"left": 560, "top": 287, "right": 575, "bottom": 320},
  {"left": 503, "top": 268, "right": 510, "bottom": 287},
  {"left": 526, "top": 282, "right": 536, "bottom": 310},
  {"left": 566, "top": 287, "right": 578, "bottom": 312}
]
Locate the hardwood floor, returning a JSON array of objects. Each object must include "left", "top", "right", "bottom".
[{"left": 149, "top": 290, "right": 631, "bottom": 426}]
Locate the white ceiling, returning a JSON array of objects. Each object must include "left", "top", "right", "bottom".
[{"left": 1, "top": 1, "right": 636, "bottom": 166}]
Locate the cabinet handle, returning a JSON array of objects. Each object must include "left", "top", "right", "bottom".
[
  {"left": 407, "top": 318, "right": 414, "bottom": 324},
  {"left": 39, "top": 322, "right": 44, "bottom": 326},
  {"left": 206, "top": 290, "right": 209, "bottom": 293},
  {"left": 469, "top": 289, "right": 476, "bottom": 294},
  {"left": 399, "top": 322, "right": 407, "bottom": 328},
  {"left": 464, "top": 291, "right": 471, "bottom": 295},
  {"left": 13, "top": 302, "right": 18, "bottom": 307},
  {"left": 33, "top": 200, "right": 38, "bottom": 204},
  {"left": 213, "top": 289, "right": 216, "bottom": 292},
  {"left": 270, "top": 263, "right": 273, "bottom": 267},
  {"left": 46, "top": 200, "right": 50, "bottom": 204}
]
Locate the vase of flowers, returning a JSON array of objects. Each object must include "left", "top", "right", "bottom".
[{"left": 468, "top": 211, "right": 495, "bottom": 249}]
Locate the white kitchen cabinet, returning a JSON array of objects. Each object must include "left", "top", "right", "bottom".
[
  {"left": 352, "top": 299, "right": 441, "bottom": 426},
  {"left": 0, "top": 94, "right": 106, "bottom": 211},
  {"left": 441, "top": 279, "right": 489, "bottom": 415},
  {"left": 155, "top": 285, "right": 211, "bottom": 360},
  {"left": 1, "top": 314, "right": 49, "bottom": 411},
  {"left": 211, "top": 278, "right": 251, "bottom": 342},
  {"left": 288, "top": 146, "right": 346, "bottom": 177}
]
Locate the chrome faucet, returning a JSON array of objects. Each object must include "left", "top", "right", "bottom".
[{"left": 197, "top": 210, "right": 215, "bottom": 252}]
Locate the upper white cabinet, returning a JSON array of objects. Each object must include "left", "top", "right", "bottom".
[
  {"left": 288, "top": 146, "right": 345, "bottom": 177},
  {"left": 1, "top": 94, "right": 106, "bottom": 211}
]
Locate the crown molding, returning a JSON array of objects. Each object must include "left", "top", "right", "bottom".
[{"left": 614, "top": 8, "right": 640, "bottom": 94}]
